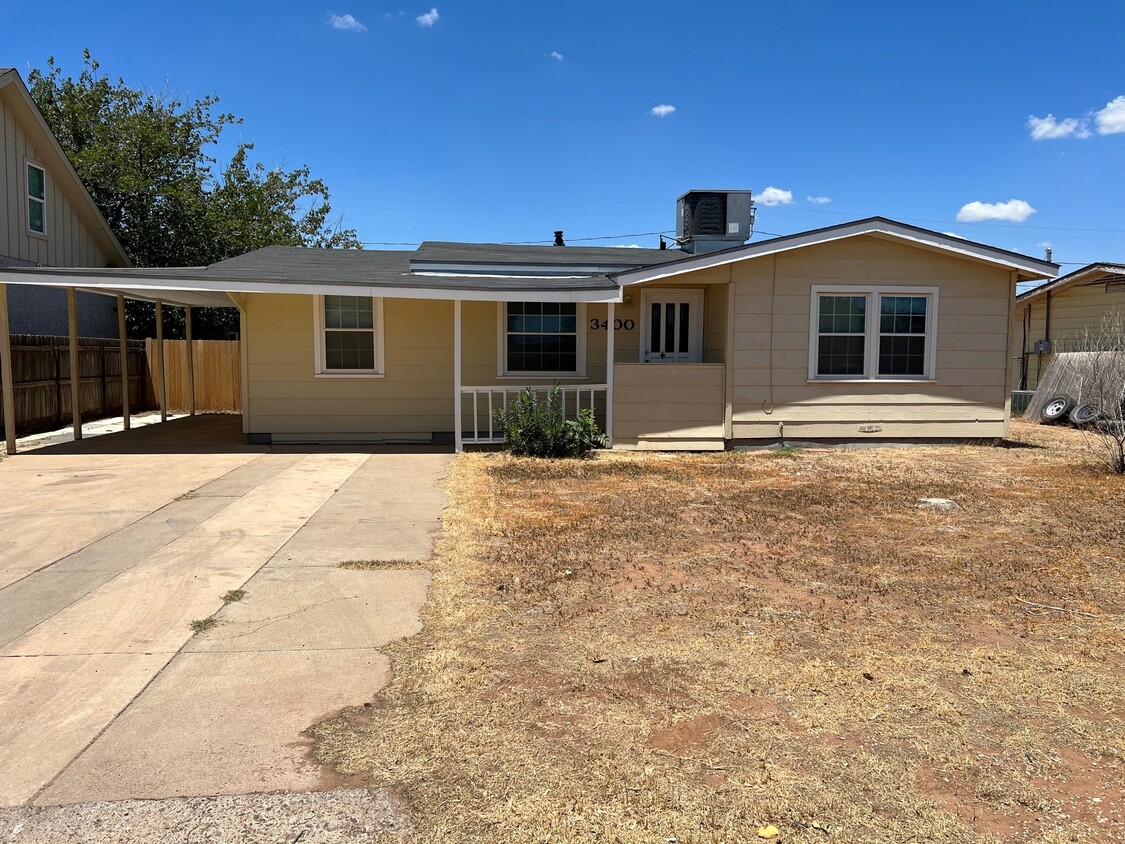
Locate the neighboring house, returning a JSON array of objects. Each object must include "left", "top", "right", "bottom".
[
  {"left": 1013, "top": 263, "right": 1125, "bottom": 390},
  {"left": 0, "top": 195, "right": 1057, "bottom": 450},
  {"left": 0, "top": 68, "right": 130, "bottom": 337}
]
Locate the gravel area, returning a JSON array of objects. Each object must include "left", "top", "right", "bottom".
[{"left": 0, "top": 789, "right": 411, "bottom": 843}]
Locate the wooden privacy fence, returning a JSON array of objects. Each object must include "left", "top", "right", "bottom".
[
  {"left": 145, "top": 339, "right": 241, "bottom": 413},
  {"left": 0, "top": 334, "right": 147, "bottom": 437}
]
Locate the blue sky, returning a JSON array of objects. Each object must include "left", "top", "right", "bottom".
[{"left": 7, "top": 1, "right": 1125, "bottom": 275}]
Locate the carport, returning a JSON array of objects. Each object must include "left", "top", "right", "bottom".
[{"left": 0, "top": 273, "right": 234, "bottom": 454}]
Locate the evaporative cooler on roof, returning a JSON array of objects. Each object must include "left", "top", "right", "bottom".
[{"left": 676, "top": 190, "right": 754, "bottom": 253}]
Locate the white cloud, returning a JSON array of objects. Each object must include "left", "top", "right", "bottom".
[
  {"left": 1095, "top": 95, "right": 1125, "bottom": 135},
  {"left": 548, "top": 51, "right": 565, "bottom": 61},
  {"left": 328, "top": 12, "right": 367, "bottom": 31},
  {"left": 955, "top": 199, "right": 1036, "bottom": 223},
  {"left": 757, "top": 186, "right": 794, "bottom": 206},
  {"left": 417, "top": 7, "right": 439, "bottom": 27},
  {"left": 611, "top": 244, "right": 642, "bottom": 248},
  {"left": 650, "top": 104, "right": 676, "bottom": 117},
  {"left": 806, "top": 195, "right": 831, "bottom": 204},
  {"left": 1027, "top": 114, "right": 1089, "bottom": 140}
]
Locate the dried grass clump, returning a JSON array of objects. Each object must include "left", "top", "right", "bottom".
[{"left": 312, "top": 423, "right": 1125, "bottom": 843}]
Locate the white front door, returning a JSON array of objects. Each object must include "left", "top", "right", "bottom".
[{"left": 641, "top": 290, "right": 704, "bottom": 363}]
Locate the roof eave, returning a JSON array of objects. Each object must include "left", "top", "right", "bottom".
[
  {"left": 1017, "top": 263, "right": 1125, "bottom": 303},
  {"left": 0, "top": 266, "right": 624, "bottom": 304}
]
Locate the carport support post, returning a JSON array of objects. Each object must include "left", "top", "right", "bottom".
[
  {"left": 117, "top": 294, "right": 130, "bottom": 431},
  {"left": 67, "top": 287, "right": 82, "bottom": 440},
  {"left": 155, "top": 300, "right": 167, "bottom": 422},
  {"left": 185, "top": 305, "right": 195, "bottom": 416},
  {"left": 0, "top": 284, "right": 17, "bottom": 455},
  {"left": 453, "top": 299, "right": 462, "bottom": 453},
  {"left": 605, "top": 300, "right": 615, "bottom": 447}
]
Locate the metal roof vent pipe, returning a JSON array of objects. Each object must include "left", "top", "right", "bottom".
[{"left": 553, "top": 230, "right": 565, "bottom": 246}]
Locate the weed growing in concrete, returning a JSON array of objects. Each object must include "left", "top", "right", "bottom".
[
  {"left": 339, "top": 560, "right": 426, "bottom": 570},
  {"left": 190, "top": 616, "right": 217, "bottom": 633},
  {"left": 221, "top": 589, "right": 246, "bottom": 604}
]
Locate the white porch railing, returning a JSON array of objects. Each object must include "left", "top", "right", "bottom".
[{"left": 459, "top": 384, "right": 608, "bottom": 447}]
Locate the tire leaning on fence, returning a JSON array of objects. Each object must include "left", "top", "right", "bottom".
[
  {"left": 1068, "top": 404, "right": 1101, "bottom": 426},
  {"left": 1040, "top": 395, "right": 1075, "bottom": 424}
]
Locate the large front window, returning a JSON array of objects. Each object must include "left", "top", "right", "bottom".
[
  {"left": 811, "top": 287, "right": 936, "bottom": 380},
  {"left": 315, "top": 295, "right": 384, "bottom": 376},
  {"left": 503, "top": 302, "right": 581, "bottom": 375}
]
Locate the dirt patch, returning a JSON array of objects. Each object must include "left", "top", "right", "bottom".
[{"left": 312, "top": 420, "right": 1125, "bottom": 843}]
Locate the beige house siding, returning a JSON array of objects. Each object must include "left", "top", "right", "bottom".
[
  {"left": 1015, "top": 282, "right": 1125, "bottom": 390},
  {"left": 0, "top": 97, "right": 108, "bottom": 269},
  {"left": 719, "top": 235, "right": 1013, "bottom": 440},
  {"left": 613, "top": 363, "right": 725, "bottom": 449},
  {"left": 244, "top": 294, "right": 623, "bottom": 440}
]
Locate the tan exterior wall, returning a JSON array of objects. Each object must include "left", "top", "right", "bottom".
[
  {"left": 0, "top": 96, "right": 108, "bottom": 268},
  {"left": 719, "top": 235, "right": 1013, "bottom": 440},
  {"left": 1015, "top": 281, "right": 1125, "bottom": 390},
  {"left": 245, "top": 294, "right": 643, "bottom": 440},
  {"left": 613, "top": 363, "right": 725, "bottom": 449}
]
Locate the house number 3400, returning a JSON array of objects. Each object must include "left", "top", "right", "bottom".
[{"left": 590, "top": 318, "right": 636, "bottom": 331}]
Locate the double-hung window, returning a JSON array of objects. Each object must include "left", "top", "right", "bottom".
[
  {"left": 26, "top": 162, "right": 46, "bottom": 235},
  {"left": 810, "top": 286, "right": 937, "bottom": 380},
  {"left": 501, "top": 302, "right": 584, "bottom": 376},
  {"left": 314, "top": 295, "right": 385, "bottom": 376}
]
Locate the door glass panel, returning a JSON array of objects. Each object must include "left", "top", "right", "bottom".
[
  {"left": 679, "top": 303, "right": 690, "bottom": 353},
  {"left": 650, "top": 303, "right": 661, "bottom": 354},
  {"left": 664, "top": 303, "right": 675, "bottom": 354}
]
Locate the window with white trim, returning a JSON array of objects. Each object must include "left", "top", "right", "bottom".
[
  {"left": 501, "top": 302, "right": 584, "bottom": 375},
  {"left": 811, "top": 287, "right": 937, "bottom": 380},
  {"left": 314, "top": 295, "right": 385, "bottom": 376},
  {"left": 27, "top": 163, "right": 46, "bottom": 235}
]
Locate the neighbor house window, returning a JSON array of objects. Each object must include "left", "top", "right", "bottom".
[
  {"left": 501, "top": 302, "right": 585, "bottom": 376},
  {"left": 810, "top": 286, "right": 937, "bottom": 380},
  {"left": 26, "top": 163, "right": 46, "bottom": 234},
  {"left": 314, "top": 295, "right": 385, "bottom": 376}
]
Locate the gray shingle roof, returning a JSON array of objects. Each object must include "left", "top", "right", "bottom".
[
  {"left": 414, "top": 241, "right": 682, "bottom": 266},
  {"left": 200, "top": 246, "right": 616, "bottom": 291}
]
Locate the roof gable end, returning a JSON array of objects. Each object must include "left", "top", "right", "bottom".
[
  {"left": 613, "top": 217, "right": 1058, "bottom": 285},
  {"left": 0, "top": 69, "right": 131, "bottom": 267}
]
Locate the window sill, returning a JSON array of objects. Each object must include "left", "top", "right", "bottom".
[
  {"left": 26, "top": 229, "right": 47, "bottom": 241},
  {"left": 314, "top": 371, "right": 386, "bottom": 379},
  {"left": 497, "top": 373, "right": 586, "bottom": 380},
  {"left": 807, "top": 377, "right": 936, "bottom": 384}
]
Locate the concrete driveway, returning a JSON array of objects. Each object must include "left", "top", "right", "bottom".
[{"left": 0, "top": 415, "right": 450, "bottom": 811}]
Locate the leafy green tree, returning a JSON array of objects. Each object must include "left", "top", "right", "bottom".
[{"left": 28, "top": 51, "right": 361, "bottom": 338}]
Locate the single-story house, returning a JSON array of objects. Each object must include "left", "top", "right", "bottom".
[
  {"left": 1013, "top": 262, "right": 1125, "bottom": 390},
  {"left": 0, "top": 68, "right": 130, "bottom": 338},
  {"left": 0, "top": 201, "right": 1057, "bottom": 452}
]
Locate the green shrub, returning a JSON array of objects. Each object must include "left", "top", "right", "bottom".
[{"left": 494, "top": 385, "right": 607, "bottom": 458}]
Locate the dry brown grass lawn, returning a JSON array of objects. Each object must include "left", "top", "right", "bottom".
[{"left": 313, "top": 419, "right": 1125, "bottom": 843}]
